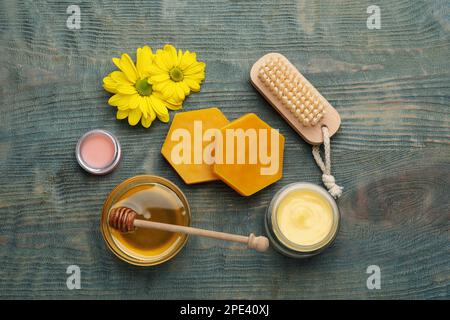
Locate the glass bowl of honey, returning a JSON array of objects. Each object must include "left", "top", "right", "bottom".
[{"left": 101, "top": 175, "right": 191, "bottom": 266}]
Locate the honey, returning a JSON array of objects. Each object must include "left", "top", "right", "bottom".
[{"left": 101, "top": 176, "right": 191, "bottom": 266}]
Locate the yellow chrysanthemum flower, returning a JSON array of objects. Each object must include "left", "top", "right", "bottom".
[
  {"left": 103, "top": 45, "right": 181, "bottom": 128},
  {"left": 148, "top": 44, "right": 206, "bottom": 103}
]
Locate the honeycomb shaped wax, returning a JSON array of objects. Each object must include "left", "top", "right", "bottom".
[
  {"left": 213, "top": 113, "right": 284, "bottom": 196},
  {"left": 161, "top": 108, "right": 229, "bottom": 184}
]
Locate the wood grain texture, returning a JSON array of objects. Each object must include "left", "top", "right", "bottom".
[{"left": 0, "top": 0, "right": 449, "bottom": 299}]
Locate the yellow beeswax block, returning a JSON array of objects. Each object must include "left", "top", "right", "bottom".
[
  {"left": 161, "top": 108, "right": 229, "bottom": 184},
  {"left": 213, "top": 113, "right": 284, "bottom": 196}
]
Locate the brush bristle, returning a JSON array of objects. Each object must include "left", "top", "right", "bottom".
[{"left": 257, "top": 56, "right": 325, "bottom": 127}]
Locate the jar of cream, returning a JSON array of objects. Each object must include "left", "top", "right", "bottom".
[
  {"left": 265, "top": 182, "right": 340, "bottom": 258},
  {"left": 101, "top": 175, "right": 191, "bottom": 266}
]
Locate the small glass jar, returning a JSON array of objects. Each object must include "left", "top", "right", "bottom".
[
  {"left": 265, "top": 182, "right": 340, "bottom": 258},
  {"left": 101, "top": 175, "right": 191, "bottom": 266},
  {"left": 76, "top": 129, "right": 121, "bottom": 175}
]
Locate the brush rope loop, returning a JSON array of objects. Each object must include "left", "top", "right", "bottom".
[{"left": 312, "top": 126, "right": 343, "bottom": 199}]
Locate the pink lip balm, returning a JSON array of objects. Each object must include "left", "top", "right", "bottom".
[{"left": 76, "top": 130, "right": 121, "bottom": 175}]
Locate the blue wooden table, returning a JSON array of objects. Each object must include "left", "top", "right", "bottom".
[{"left": 0, "top": 0, "right": 449, "bottom": 299}]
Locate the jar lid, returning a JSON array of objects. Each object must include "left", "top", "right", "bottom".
[{"left": 75, "top": 129, "right": 121, "bottom": 175}]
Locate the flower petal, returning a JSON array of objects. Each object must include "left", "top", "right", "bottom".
[
  {"left": 128, "top": 108, "right": 142, "bottom": 126},
  {"left": 108, "top": 93, "right": 132, "bottom": 109},
  {"left": 144, "top": 97, "right": 156, "bottom": 121},
  {"left": 149, "top": 73, "right": 170, "bottom": 83},
  {"left": 179, "top": 81, "right": 190, "bottom": 95},
  {"left": 155, "top": 54, "right": 170, "bottom": 72},
  {"left": 184, "top": 73, "right": 205, "bottom": 82},
  {"left": 136, "top": 45, "right": 154, "bottom": 77},
  {"left": 141, "top": 114, "right": 153, "bottom": 128},
  {"left": 166, "top": 99, "right": 183, "bottom": 110},
  {"left": 103, "top": 84, "right": 117, "bottom": 93},
  {"left": 119, "top": 53, "right": 139, "bottom": 83},
  {"left": 112, "top": 57, "right": 121, "bottom": 70},
  {"left": 180, "top": 51, "right": 197, "bottom": 70},
  {"left": 103, "top": 75, "right": 115, "bottom": 86},
  {"left": 150, "top": 95, "right": 169, "bottom": 122},
  {"left": 147, "top": 64, "right": 164, "bottom": 76},
  {"left": 116, "top": 84, "right": 137, "bottom": 95},
  {"left": 137, "top": 95, "right": 148, "bottom": 118},
  {"left": 184, "top": 61, "right": 205, "bottom": 77},
  {"left": 110, "top": 71, "right": 132, "bottom": 85},
  {"left": 153, "top": 80, "right": 175, "bottom": 99},
  {"left": 177, "top": 49, "right": 183, "bottom": 65},
  {"left": 103, "top": 76, "right": 117, "bottom": 93},
  {"left": 127, "top": 94, "right": 140, "bottom": 109},
  {"left": 116, "top": 110, "right": 129, "bottom": 120},
  {"left": 184, "top": 77, "right": 201, "bottom": 92},
  {"left": 163, "top": 44, "right": 178, "bottom": 66},
  {"left": 117, "top": 104, "right": 130, "bottom": 111},
  {"left": 174, "top": 83, "right": 186, "bottom": 101},
  {"left": 153, "top": 92, "right": 182, "bottom": 110}
]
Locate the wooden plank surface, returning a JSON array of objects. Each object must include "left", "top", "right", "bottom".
[{"left": 0, "top": 0, "right": 449, "bottom": 299}]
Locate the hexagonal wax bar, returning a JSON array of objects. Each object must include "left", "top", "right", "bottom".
[
  {"left": 213, "top": 113, "right": 285, "bottom": 196},
  {"left": 161, "top": 108, "right": 229, "bottom": 184}
]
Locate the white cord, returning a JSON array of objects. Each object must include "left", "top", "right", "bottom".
[{"left": 312, "top": 126, "right": 343, "bottom": 198}]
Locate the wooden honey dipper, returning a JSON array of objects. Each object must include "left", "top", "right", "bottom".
[{"left": 109, "top": 207, "right": 270, "bottom": 252}]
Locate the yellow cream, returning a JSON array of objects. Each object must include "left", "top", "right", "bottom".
[{"left": 276, "top": 189, "right": 333, "bottom": 246}]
